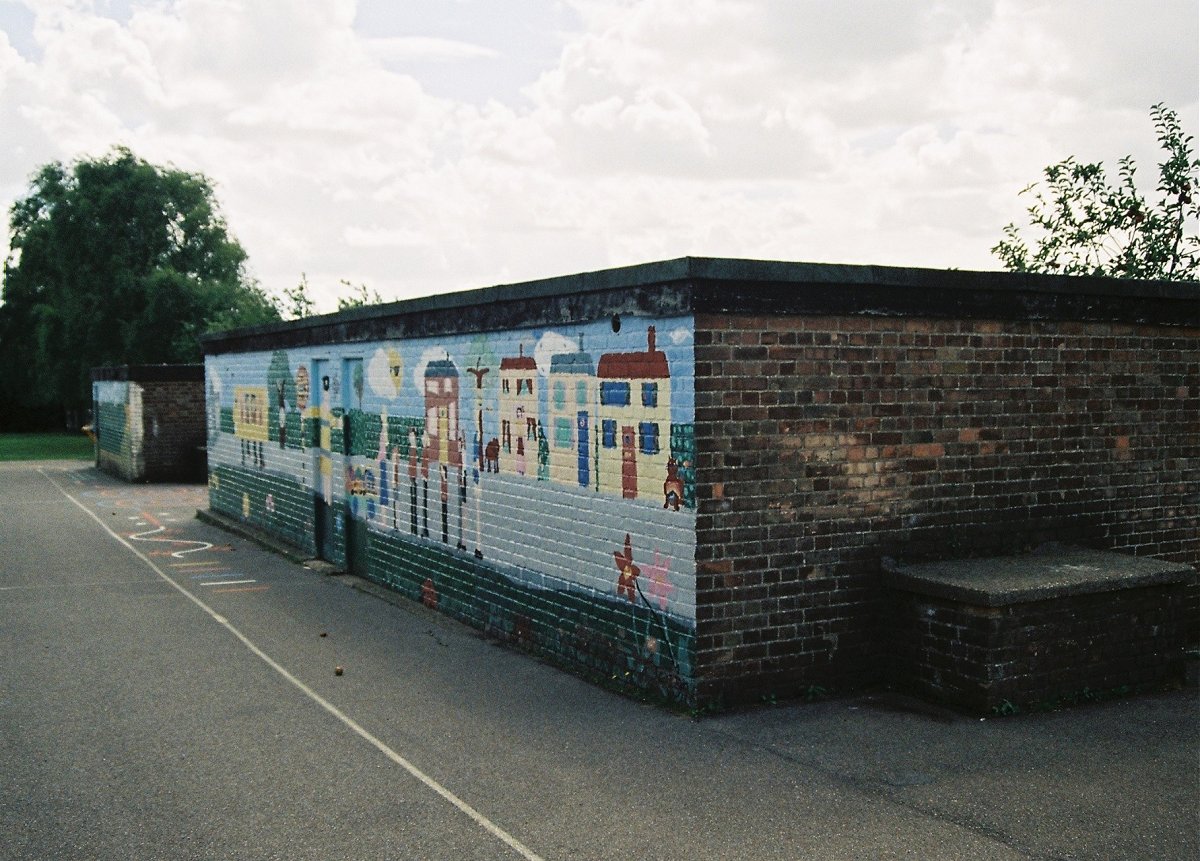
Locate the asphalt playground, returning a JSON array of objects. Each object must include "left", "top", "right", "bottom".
[{"left": 2, "top": 460, "right": 1196, "bottom": 860}]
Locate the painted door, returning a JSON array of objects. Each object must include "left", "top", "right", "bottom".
[
  {"left": 343, "top": 358, "right": 367, "bottom": 577},
  {"left": 577, "top": 411, "right": 590, "bottom": 488},
  {"left": 312, "top": 359, "right": 336, "bottom": 562},
  {"left": 438, "top": 408, "right": 449, "bottom": 463},
  {"left": 621, "top": 425, "right": 637, "bottom": 499}
]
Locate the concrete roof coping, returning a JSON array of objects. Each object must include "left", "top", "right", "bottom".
[
  {"left": 884, "top": 546, "right": 1197, "bottom": 606},
  {"left": 200, "top": 256, "right": 1199, "bottom": 352},
  {"left": 90, "top": 364, "right": 204, "bottom": 382}
]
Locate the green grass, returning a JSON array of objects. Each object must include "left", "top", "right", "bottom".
[{"left": 0, "top": 433, "right": 95, "bottom": 461}]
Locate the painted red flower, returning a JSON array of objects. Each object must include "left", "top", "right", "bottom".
[{"left": 613, "top": 533, "right": 640, "bottom": 603}]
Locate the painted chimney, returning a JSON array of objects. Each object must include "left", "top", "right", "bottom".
[{"left": 647, "top": 325, "right": 657, "bottom": 353}]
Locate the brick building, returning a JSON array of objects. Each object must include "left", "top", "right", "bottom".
[
  {"left": 91, "top": 364, "right": 206, "bottom": 483},
  {"left": 200, "top": 258, "right": 1198, "bottom": 709}
]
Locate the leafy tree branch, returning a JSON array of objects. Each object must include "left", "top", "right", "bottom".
[{"left": 993, "top": 103, "right": 1198, "bottom": 282}]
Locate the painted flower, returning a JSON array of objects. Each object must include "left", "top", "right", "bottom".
[
  {"left": 643, "top": 550, "right": 673, "bottom": 610},
  {"left": 613, "top": 533, "right": 640, "bottom": 603}
]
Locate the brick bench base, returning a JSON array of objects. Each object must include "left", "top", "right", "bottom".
[{"left": 885, "top": 548, "right": 1195, "bottom": 713}]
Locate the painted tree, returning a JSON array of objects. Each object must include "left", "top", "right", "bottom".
[
  {"left": 993, "top": 104, "right": 1198, "bottom": 282},
  {"left": 0, "top": 147, "right": 280, "bottom": 428}
]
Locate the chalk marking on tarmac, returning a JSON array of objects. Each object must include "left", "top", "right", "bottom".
[
  {"left": 40, "top": 468, "right": 545, "bottom": 861},
  {"left": 128, "top": 516, "right": 215, "bottom": 558},
  {"left": 199, "top": 579, "right": 257, "bottom": 586}
]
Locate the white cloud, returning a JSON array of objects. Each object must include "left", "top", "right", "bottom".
[
  {"left": 0, "top": 0, "right": 1195, "bottom": 315},
  {"left": 368, "top": 36, "right": 500, "bottom": 62},
  {"left": 533, "top": 331, "right": 577, "bottom": 377}
]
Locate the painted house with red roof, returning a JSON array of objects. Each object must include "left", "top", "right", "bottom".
[
  {"left": 596, "top": 325, "right": 671, "bottom": 499},
  {"left": 498, "top": 343, "right": 538, "bottom": 475}
]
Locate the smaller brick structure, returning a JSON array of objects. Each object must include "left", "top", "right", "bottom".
[
  {"left": 91, "top": 365, "right": 206, "bottom": 482},
  {"left": 885, "top": 547, "right": 1195, "bottom": 712}
]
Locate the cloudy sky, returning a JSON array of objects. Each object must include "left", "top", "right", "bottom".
[{"left": 1, "top": 0, "right": 1196, "bottom": 312}]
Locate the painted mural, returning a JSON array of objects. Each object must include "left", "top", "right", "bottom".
[
  {"left": 93, "top": 380, "right": 131, "bottom": 459},
  {"left": 206, "top": 316, "right": 697, "bottom": 700}
]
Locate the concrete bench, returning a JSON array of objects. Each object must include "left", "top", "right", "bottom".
[{"left": 884, "top": 547, "right": 1196, "bottom": 713}]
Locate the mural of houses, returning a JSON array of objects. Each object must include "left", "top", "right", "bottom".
[
  {"left": 498, "top": 343, "right": 537, "bottom": 476},
  {"left": 422, "top": 357, "right": 463, "bottom": 544},
  {"left": 596, "top": 326, "right": 671, "bottom": 500},
  {"left": 423, "top": 358, "right": 461, "bottom": 469},
  {"left": 547, "top": 336, "right": 596, "bottom": 489}
]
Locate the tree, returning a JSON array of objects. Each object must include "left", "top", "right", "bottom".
[
  {"left": 335, "top": 279, "right": 383, "bottom": 310},
  {"left": 992, "top": 103, "right": 1199, "bottom": 281},
  {"left": 280, "top": 273, "right": 318, "bottom": 320},
  {"left": 0, "top": 147, "right": 280, "bottom": 428}
]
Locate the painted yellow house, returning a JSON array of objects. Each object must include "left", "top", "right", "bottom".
[
  {"left": 596, "top": 326, "right": 670, "bottom": 500},
  {"left": 498, "top": 344, "right": 537, "bottom": 476},
  {"left": 547, "top": 338, "right": 596, "bottom": 489}
]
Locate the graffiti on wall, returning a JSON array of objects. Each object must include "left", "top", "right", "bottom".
[{"left": 207, "top": 316, "right": 697, "bottom": 697}]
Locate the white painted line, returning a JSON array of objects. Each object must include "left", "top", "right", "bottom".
[
  {"left": 0, "top": 579, "right": 160, "bottom": 591},
  {"left": 39, "top": 468, "right": 546, "bottom": 861},
  {"left": 198, "top": 579, "right": 257, "bottom": 586}
]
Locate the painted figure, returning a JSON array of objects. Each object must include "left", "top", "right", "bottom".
[
  {"left": 422, "top": 430, "right": 431, "bottom": 537},
  {"left": 377, "top": 409, "right": 389, "bottom": 525},
  {"left": 456, "top": 435, "right": 468, "bottom": 550},
  {"left": 663, "top": 457, "right": 684, "bottom": 511},
  {"left": 276, "top": 380, "right": 287, "bottom": 449},
  {"left": 537, "top": 424, "right": 549, "bottom": 481},
  {"left": 408, "top": 428, "right": 419, "bottom": 535},
  {"left": 440, "top": 463, "right": 449, "bottom": 544},
  {"left": 391, "top": 446, "right": 401, "bottom": 530}
]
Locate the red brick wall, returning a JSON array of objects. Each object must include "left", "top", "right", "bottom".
[
  {"left": 692, "top": 313, "right": 1199, "bottom": 705},
  {"left": 889, "top": 583, "right": 1192, "bottom": 713},
  {"left": 139, "top": 381, "right": 206, "bottom": 482}
]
